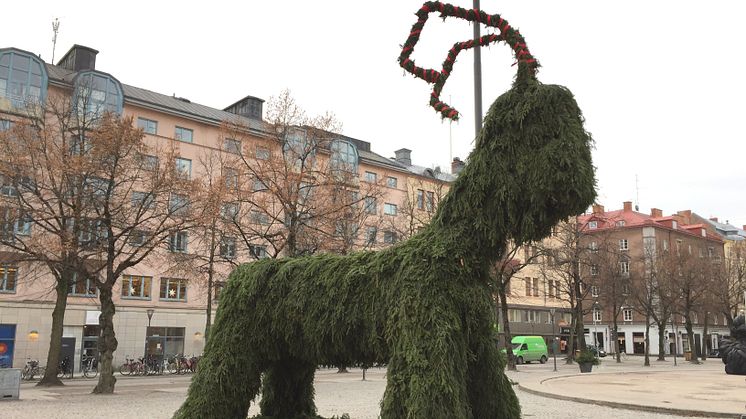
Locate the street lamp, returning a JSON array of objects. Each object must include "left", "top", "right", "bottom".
[
  {"left": 592, "top": 301, "right": 601, "bottom": 359},
  {"left": 146, "top": 308, "right": 155, "bottom": 328},
  {"left": 145, "top": 309, "right": 155, "bottom": 359},
  {"left": 549, "top": 308, "right": 557, "bottom": 372}
]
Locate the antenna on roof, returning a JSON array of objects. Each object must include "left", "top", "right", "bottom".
[
  {"left": 635, "top": 174, "right": 640, "bottom": 211},
  {"left": 51, "top": 18, "right": 60, "bottom": 63}
]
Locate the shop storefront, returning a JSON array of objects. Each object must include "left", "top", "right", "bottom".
[{"left": 0, "top": 324, "right": 15, "bottom": 368}]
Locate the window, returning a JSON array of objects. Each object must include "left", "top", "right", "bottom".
[
  {"left": 707, "top": 247, "right": 714, "bottom": 258},
  {"left": 73, "top": 71, "right": 123, "bottom": 116},
  {"left": 508, "top": 309, "right": 522, "bottom": 323},
  {"left": 131, "top": 191, "right": 154, "bottom": 210},
  {"left": 383, "top": 230, "right": 397, "bottom": 244},
  {"left": 365, "top": 197, "right": 377, "bottom": 215},
  {"left": 662, "top": 240, "right": 669, "bottom": 252},
  {"left": 249, "top": 244, "right": 267, "bottom": 259},
  {"left": 160, "top": 278, "right": 187, "bottom": 301},
  {"left": 589, "top": 241, "right": 598, "bottom": 252},
  {"left": 387, "top": 176, "right": 397, "bottom": 188},
  {"left": 366, "top": 227, "right": 377, "bottom": 245},
  {"left": 224, "top": 138, "right": 241, "bottom": 154},
  {"left": 0, "top": 119, "right": 11, "bottom": 131},
  {"left": 69, "top": 272, "right": 96, "bottom": 297},
  {"left": 524, "top": 278, "right": 531, "bottom": 297},
  {"left": 142, "top": 154, "right": 159, "bottom": 171},
  {"left": 220, "top": 237, "right": 236, "bottom": 259},
  {"left": 384, "top": 203, "right": 397, "bottom": 216},
  {"left": 78, "top": 219, "right": 106, "bottom": 246},
  {"left": 616, "top": 220, "right": 626, "bottom": 227},
  {"left": 416, "top": 189, "right": 425, "bottom": 210},
  {"left": 174, "top": 126, "right": 193, "bottom": 143},
  {"left": 593, "top": 309, "right": 602, "bottom": 322},
  {"left": 426, "top": 191, "right": 435, "bottom": 212},
  {"left": 169, "top": 194, "right": 189, "bottom": 215},
  {"left": 591, "top": 285, "right": 599, "bottom": 297},
  {"left": 330, "top": 140, "right": 358, "bottom": 173},
  {"left": 256, "top": 146, "right": 270, "bottom": 160},
  {"left": 623, "top": 309, "right": 633, "bottom": 322},
  {"left": 676, "top": 239, "right": 682, "bottom": 255},
  {"left": 221, "top": 202, "right": 238, "bottom": 221},
  {"left": 129, "top": 229, "right": 148, "bottom": 247},
  {"left": 137, "top": 117, "right": 158, "bottom": 134},
  {"left": 590, "top": 265, "right": 598, "bottom": 276},
  {"left": 169, "top": 231, "right": 188, "bottom": 253},
  {"left": 0, "top": 49, "right": 48, "bottom": 107},
  {"left": 0, "top": 264, "right": 17, "bottom": 293},
  {"left": 365, "top": 171, "right": 377, "bottom": 183},
  {"left": 620, "top": 261, "right": 630, "bottom": 276},
  {"left": 619, "top": 239, "right": 628, "bottom": 251},
  {"left": 250, "top": 210, "right": 270, "bottom": 225},
  {"left": 532, "top": 278, "right": 539, "bottom": 296},
  {"left": 121, "top": 275, "right": 151, "bottom": 299},
  {"left": 588, "top": 221, "right": 598, "bottom": 229},
  {"left": 252, "top": 179, "right": 267, "bottom": 192},
  {"left": 622, "top": 283, "right": 630, "bottom": 295},
  {"left": 175, "top": 158, "right": 191, "bottom": 179},
  {"left": 224, "top": 168, "right": 239, "bottom": 190},
  {"left": 548, "top": 280, "right": 555, "bottom": 298}
]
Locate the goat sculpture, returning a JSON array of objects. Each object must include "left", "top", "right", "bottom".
[{"left": 175, "top": 2, "right": 596, "bottom": 418}]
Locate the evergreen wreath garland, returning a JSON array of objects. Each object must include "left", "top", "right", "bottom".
[{"left": 399, "top": 1, "right": 539, "bottom": 120}]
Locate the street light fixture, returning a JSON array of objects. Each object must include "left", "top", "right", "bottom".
[{"left": 549, "top": 308, "right": 557, "bottom": 372}]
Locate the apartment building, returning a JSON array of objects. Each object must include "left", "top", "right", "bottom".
[
  {"left": 577, "top": 202, "right": 729, "bottom": 357},
  {"left": 0, "top": 44, "right": 453, "bottom": 371}
]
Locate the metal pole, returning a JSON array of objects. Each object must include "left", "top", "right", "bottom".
[
  {"left": 473, "top": 0, "right": 483, "bottom": 137},
  {"left": 551, "top": 309, "right": 557, "bottom": 372}
]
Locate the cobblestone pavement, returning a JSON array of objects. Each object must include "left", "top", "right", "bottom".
[{"left": 0, "top": 366, "right": 732, "bottom": 418}]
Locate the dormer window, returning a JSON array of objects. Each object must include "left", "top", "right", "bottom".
[
  {"left": 588, "top": 221, "right": 598, "bottom": 229},
  {"left": 73, "top": 71, "right": 123, "bottom": 117},
  {"left": 330, "top": 139, "right": 358, "bottom": 173},
  {"left": 0, "top": 48, "right": 48, "bottom": 108},
  {"left": 616, "top": 220, "right": 626, "bottom": 227}
]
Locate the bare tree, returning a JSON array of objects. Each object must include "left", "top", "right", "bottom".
[
  {"left": 0, "top": 95, "right": 120, "bottom": 386},
  {"left": 537, "top": 219, "right": 592, "bottom": 363},
  {"left": 717, "top": 241, "right": 746, "bottom": 328},
  {"left": 224, "top": 90, "right": 379, "bottom": 259}
]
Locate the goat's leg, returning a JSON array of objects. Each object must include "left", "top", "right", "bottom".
[
  {"left": 466, "top": 333, "right": 521, "bottom": 418},
  {"left": 259, "top": 357, "right": 317, "bottom": 417},
  {"left": 380, "top": 309, "right": 471, "bottom": 418}
]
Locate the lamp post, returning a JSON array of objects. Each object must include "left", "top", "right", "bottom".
[
  {"left": 145, "top": 309, "right": 154, "bottom": 358},
  {"left": 592, "top": 301, "right": 600, "bottom": 359},
  {"left": 549, "top": 308, "right": 557, "bottom": 372}
]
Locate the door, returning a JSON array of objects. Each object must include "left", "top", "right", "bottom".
[{"left": 60, "top": 337, "right": 76, "bottom": 374}]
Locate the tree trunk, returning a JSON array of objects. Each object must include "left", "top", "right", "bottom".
[
  {"left": 613, "top": 318, "right": 621, "bottom": 363},
  {"left": 205, "top": 226, "right": 216, "bottom": 342},
  {"left": 643, "top": 312, "right": 651, "bottom": 366},
  {"left": 656, "top": 320, "right": 666, "bottom": 361},
  {"left": 36, "top": 276, "right": 68, "bottom": 387},
  {"left": 93, "top": 285, "right": 118, "bottom": 394},
  {"left": 684, "top": 316, "right": 699, "bottom": 365},
  {"left": 498, "top": 285, "right": 516, "bottom": 371},
  {"left": 701, "top": 312, "right": 709, "bottom": 361},
  {"left": 574, "top": 300, "right": 586, "bottom": 352},
  {"left": 565, "top": 316, "right": 575, "bottom": 364}
]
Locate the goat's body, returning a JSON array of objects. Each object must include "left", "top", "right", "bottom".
[{"left": 175, "top": 229, "right": 519, "bottom": 418}]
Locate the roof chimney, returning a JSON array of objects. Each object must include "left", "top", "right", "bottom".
[
  {"left": 677, "top": 210, "right": 692, "bottom": 224},
  {"left": 623, "top": 201, "right": 632, "bottom": 212},
  {"left": 451, "top": 157, "right": 465, "bottom": 175},
  {"left": 709, "top": 217, "right": 718, "bottom": 223},
  {"left": 57, "top": 44, "right": 98, "bottom": 71},
  {"left": 394, "top": 148, "right": 412, "bottom": 166},
  {"left": 651, "top": 208, "right": 662, "bottom": 218},
  {"left": 592, "top": 204, "right": 605, "bottom": 214}
]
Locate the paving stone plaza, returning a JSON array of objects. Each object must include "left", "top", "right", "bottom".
[{"left": 2, "top": 357, "right": 742, "bottom": 418}]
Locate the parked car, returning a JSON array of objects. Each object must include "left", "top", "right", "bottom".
[{"left": 586, "top": 345, "right": 607, "bottom": 357}]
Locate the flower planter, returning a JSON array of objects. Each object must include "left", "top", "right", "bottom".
[{"left": 579, "top": 362, "right": 593, "bottom": 373}]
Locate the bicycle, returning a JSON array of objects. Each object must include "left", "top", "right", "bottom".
[
  {"left": 57, "top": 356, "right": 73, "bottom": 379},
  {"left": 119, "top": 356, "right": 143, "bottom": 376},
  {"left": 21, "top": 358, "right": 45, "bottom": 380},
  {"left": 82, "top": 355, "right": 98, "bottom": 378}
]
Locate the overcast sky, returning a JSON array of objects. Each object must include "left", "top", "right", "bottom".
[{"left": 4, "top": 1, "right": 746, "bottom": 228}]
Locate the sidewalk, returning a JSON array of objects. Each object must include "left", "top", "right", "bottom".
[{"left": 511, "top": 356, "right": 746, "bottom": 418}]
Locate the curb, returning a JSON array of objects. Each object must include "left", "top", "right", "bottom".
[{"left": 516, "top": 372, "right": 740, "bottom": 419}]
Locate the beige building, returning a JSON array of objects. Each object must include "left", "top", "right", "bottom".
[{"left": 0, "top": 44, "right": 453, "bottom": 371}]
